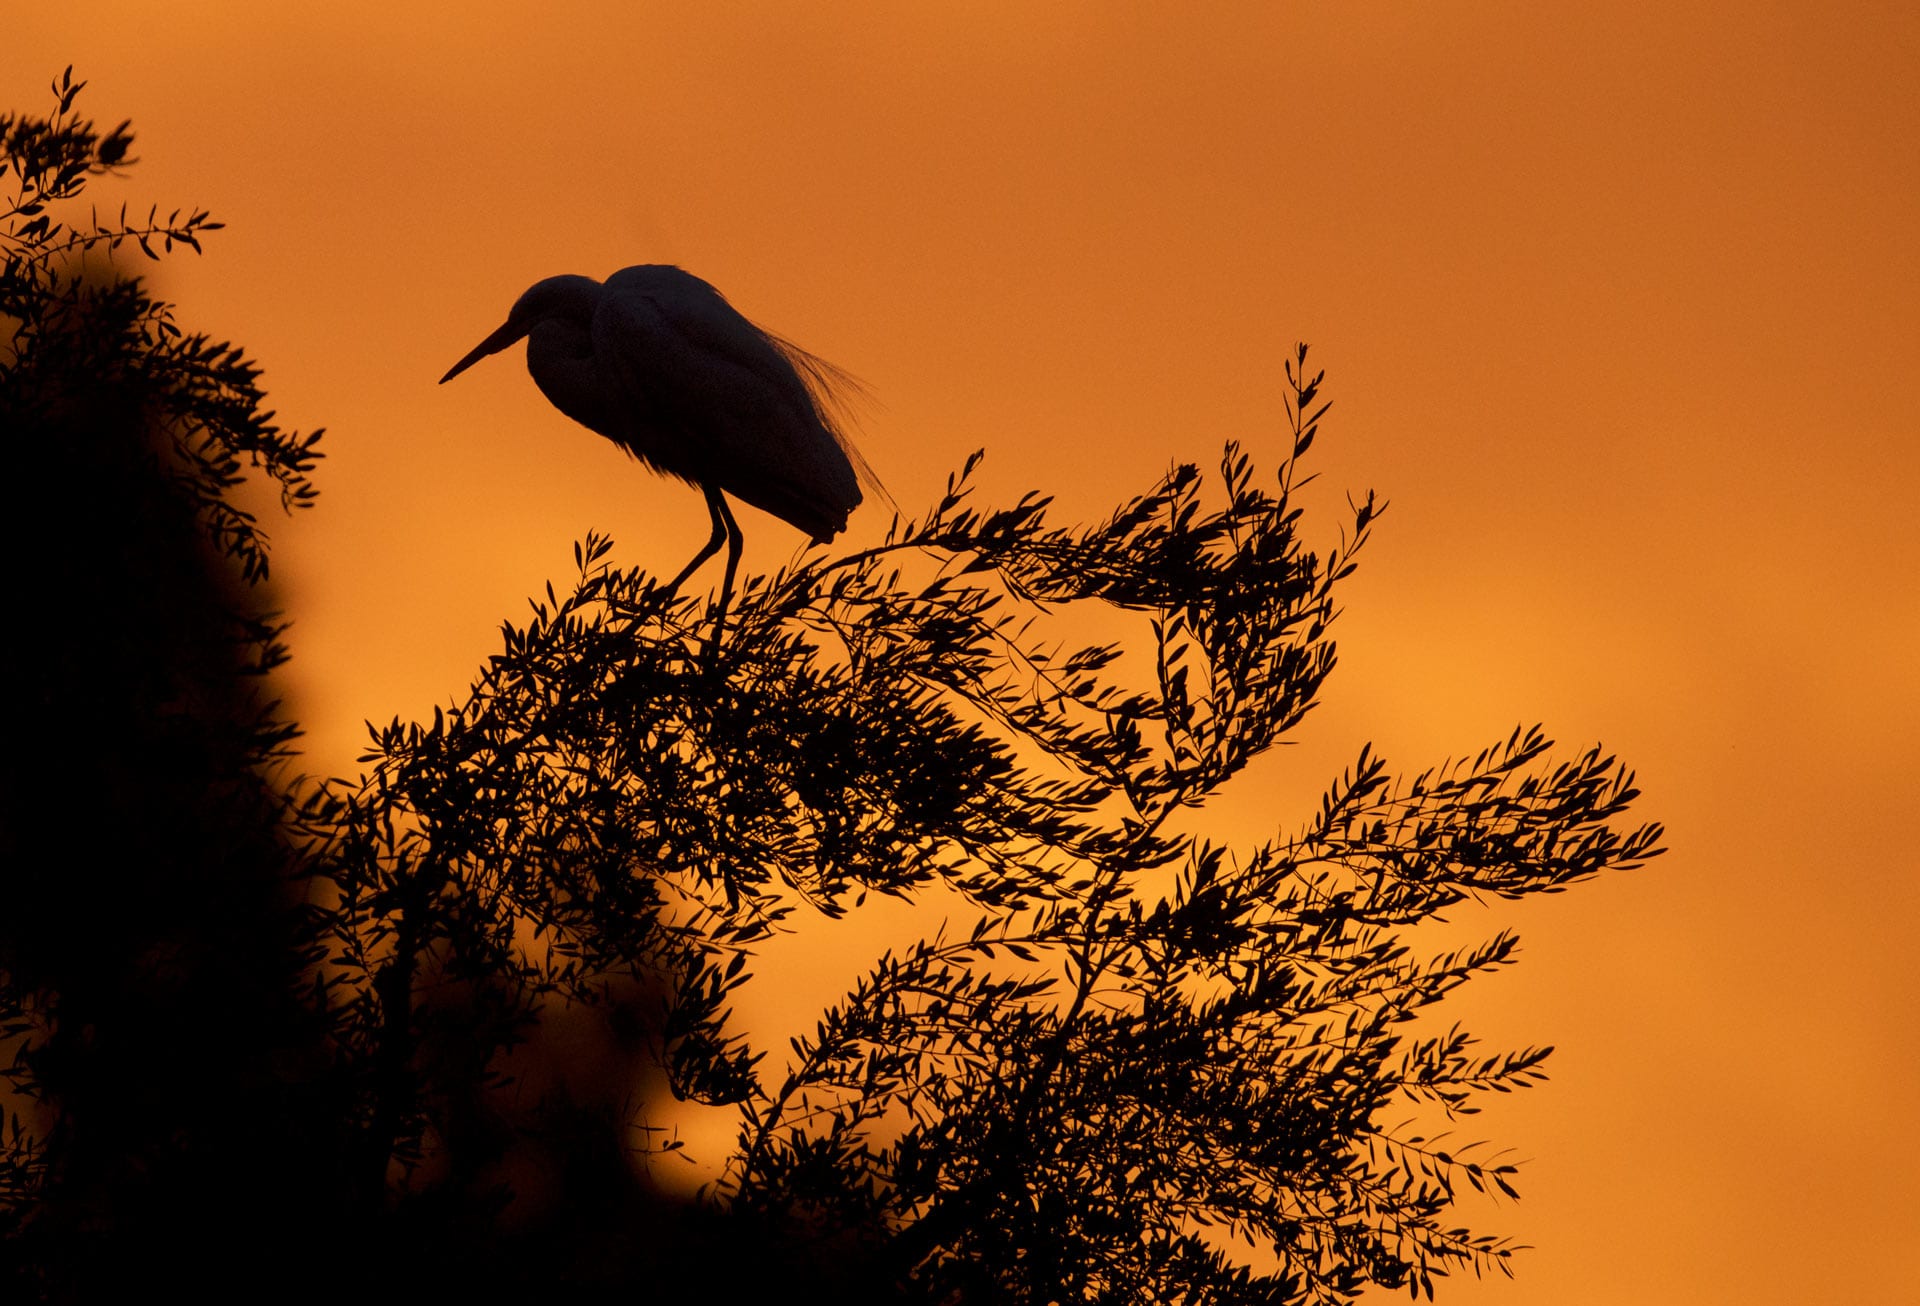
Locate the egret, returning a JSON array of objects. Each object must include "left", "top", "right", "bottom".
[{"left": 439, "top": 264, "right": 878, "bottom": 631}]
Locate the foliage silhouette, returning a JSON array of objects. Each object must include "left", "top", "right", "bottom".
[
  {"left": 0, "top": 68, "right": 337, "bottom": 1299},
  {"left": 302, "top": 345, "right": 1663, "bottom": 1298},
  {"left": 2, "top": 72, "right": 1662, "bottom": 1305}
]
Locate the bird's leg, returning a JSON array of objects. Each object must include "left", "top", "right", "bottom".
[
  {"left": 667, "top": 485, "right": 730, "bottom": 594},
  {"left": 708, "top": 493, "right": 744, "bottom": 648}
]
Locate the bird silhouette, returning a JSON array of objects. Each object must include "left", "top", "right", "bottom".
[{"left": 440, "top": 264, "right": 878, "bottom": 631}]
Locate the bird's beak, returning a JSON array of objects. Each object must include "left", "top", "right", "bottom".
[{"left": 439, "top": 319, "right": 529, "bottom": 384}]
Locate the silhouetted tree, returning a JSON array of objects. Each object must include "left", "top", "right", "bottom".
[
  {"left": 3, "top": 72, "right": 1662, "bottom": 1306},
  {"left": 300, "top": 336, "right": 1663, "bottom": 1299},
  {"left": 0, "top": 69, "right": 336, "bottom": 1299}
]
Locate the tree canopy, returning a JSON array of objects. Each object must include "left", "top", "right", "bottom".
[{"left": 2, "top": 71, "right": 1661, "bottom": 1305}]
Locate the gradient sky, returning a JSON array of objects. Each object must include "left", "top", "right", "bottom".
[{"left": 8, "top": 4, "right": 1917, "bottom": 1300}]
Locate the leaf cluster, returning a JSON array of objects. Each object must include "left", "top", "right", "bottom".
[
  {"left": 1, "top": 67, "right": 320, "bottom": 584},
  {"left": 300, "top": 347, "right": 1661, "bottom": 1302}
]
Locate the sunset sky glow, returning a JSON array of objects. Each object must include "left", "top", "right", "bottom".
[{"left": 7, "top": 4, "right": 1917, "bottom": 1300}]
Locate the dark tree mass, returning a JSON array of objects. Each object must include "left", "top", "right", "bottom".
[{"left": 0, "top": 73, "right": 1661, "bottom": 1304}]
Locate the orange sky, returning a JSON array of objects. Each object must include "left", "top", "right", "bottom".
[{"left": 8, "top": 4, "right": 1918, "bottom": 1300}]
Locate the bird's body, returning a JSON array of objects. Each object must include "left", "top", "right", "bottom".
[{"left": 440, "top": 264, "right": 875, "bottom": 620}]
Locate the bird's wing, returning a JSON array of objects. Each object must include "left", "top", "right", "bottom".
[
  {"left": 609, "top": 266, "right": 891, "bottom": 502},
  {"left": 594, "top": 267, "right": 865, "bottom": 539},
  {"left": 760, "top": 329, "right": 893, "bottom": 506}
]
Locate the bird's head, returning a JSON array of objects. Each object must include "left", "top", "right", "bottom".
[{"left": 439, "top": 274, "right": 603, "bottom": 384}]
